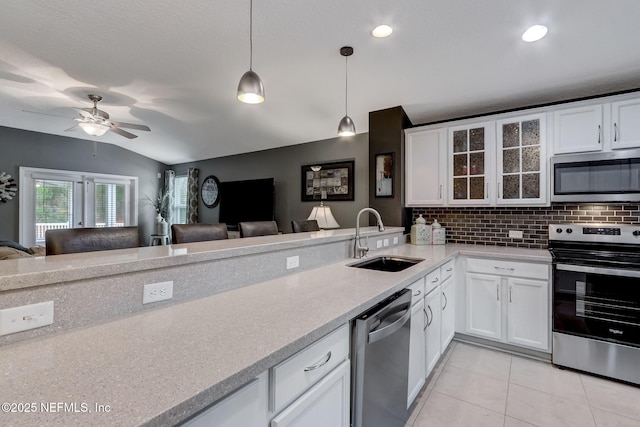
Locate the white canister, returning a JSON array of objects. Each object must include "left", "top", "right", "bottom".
[
  {"left": 431, "top": 219, "right": 446, "bottom": 245},
  {"left": 410, "top": 214, "right": 431, "bottom": 245}
]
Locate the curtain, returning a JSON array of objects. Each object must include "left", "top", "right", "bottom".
[
  {"left": 164, "top": 170, "right": 175, "bottom": 229},
  {"left": 186, "top": 168, "right": 199, "bottom": 224}
]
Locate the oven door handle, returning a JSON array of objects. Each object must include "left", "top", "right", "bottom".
[{"left": 556, "top": 263, "right": 640, "bottom": 278}]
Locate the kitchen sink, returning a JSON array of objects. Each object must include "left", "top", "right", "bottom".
[{"left": 349, "top": 256, "right": 424, "bottom": 272}]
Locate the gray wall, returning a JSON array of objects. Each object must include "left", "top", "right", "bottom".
[
  {"left": 173, "top": 133, "right": 370, "bottom": 232},
  {"left": 0, "top": 126, "right": 167, "bottom": 243}
]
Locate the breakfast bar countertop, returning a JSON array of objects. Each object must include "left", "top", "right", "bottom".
[{"left": 0, "top": 241, "right": 550, "bottom": 427}]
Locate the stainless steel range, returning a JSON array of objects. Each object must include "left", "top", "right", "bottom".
[{"left": 549, "top": 223, "right": 640, "bottom": 385}]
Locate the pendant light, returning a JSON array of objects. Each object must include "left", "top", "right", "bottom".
[
  {"left": 337, "top": 46, "right": 356, "bottom": 137},
  {"left": 237, "top": 0, "right": 265, "bottom": 104}
]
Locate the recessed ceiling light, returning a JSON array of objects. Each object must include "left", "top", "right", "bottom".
[
  {"left": 522, "top": 25, "right": 548, "bottom": 42},
  {"left": 372, "top": 25, "right": 393, "bottom": 38}
]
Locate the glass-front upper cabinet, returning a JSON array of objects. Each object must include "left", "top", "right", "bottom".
[
  {"left": 448, "top": 122, "right": 494, "bottom": 205},
  {"left": 496, "top": 113, "right": 547, "bottom": 205}
]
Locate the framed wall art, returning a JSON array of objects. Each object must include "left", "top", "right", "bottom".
[
  {"left": 301, "top": 160, "right": 354, "bottom": 201},
  {"left": 375, "top": 153, "right": 394, "bottom": 197}
]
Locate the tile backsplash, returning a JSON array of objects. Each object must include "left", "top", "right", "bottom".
[{"left": 411, "top": 203, "right": 640, "bottom": 249}]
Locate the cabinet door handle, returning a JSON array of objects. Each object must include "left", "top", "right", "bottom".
[
  {"left": 497, "top": 182, "right": 501, "bottom": 199},
  {"left": 304, "top": 351, "right": 332, "bottom": 372},
  {"left": 427, "top": 305, "right": 433, "bottom": 327},
  {"left": 598, "top": 125, "right": 601, "bottom": 144},
  {"left": 486, "top": 182, "right": 489, "bottom": 199},
  {"left": 439, "top": 184, "right": 442, "bottom": 199},
  {"left": 509, "top": 286, "right": 513, "bottom": 303},
  {"left": 423, "top": 307, "right": 430, "bottom": 331},
  {"left": 442, "top": 292, "right": 448, "bottom": 310},
  {"left": 496, "top": 284, "right": 500, "bottom": 301},
  {"left": 614, "top": 123, "right": 618, "bottom": 142}
]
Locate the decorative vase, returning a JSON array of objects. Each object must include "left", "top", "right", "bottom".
[
  {"left": 154, "top": 213, "right": 163, "bottom": 235},
  {"left": 159, "top": 219, "right": 168, "bottom": 236}
]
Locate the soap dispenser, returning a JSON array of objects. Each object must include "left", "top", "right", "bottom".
[
  {"left": 431, "top": 219, "right": 446, "bottom": 245},
  {"left": 410, "top": 214, "right": 431, "bottom": 245}
]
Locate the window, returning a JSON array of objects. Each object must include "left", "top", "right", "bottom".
[
  {"left": 20, "top": 167, "right": 138, "bottom": 246},
  {"left": 171, "top": 175, "right": 188, "bottom": 224}
]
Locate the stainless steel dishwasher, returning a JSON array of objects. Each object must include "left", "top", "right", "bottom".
[{"left": 352, "top": 288, "right": 412, "bottom": 427}]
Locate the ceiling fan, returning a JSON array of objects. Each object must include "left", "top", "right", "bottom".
[{"left": 25, "top": 94, "right": 151, "bottom": 139}]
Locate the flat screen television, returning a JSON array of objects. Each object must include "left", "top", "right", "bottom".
[{"left": 218, "top": 178, "right": 275, "bottom": 230}]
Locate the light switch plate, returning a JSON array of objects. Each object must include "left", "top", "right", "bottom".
[
  {"left": 509, "top": 230, "right": 524, "bottom": 239},
  {"left": 286, "top": 256, "right": 299, "bottom": 270},
  {"left": 0, "top": 301, "right": 54, "bottom": 336}
]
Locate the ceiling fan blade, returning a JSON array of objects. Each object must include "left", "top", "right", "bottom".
[
  {"left": 109, "top": 126, "right": 138, "bottom": 139},
  {"left": 111, "top": 121, "right": 150, "bottom": 131},
  {"left": 73, "top": 108, "right": 94, "bottom": 119},
  {"left": 64, "top": 125, "right": 79, "bottom": 132},
  {"left": 22, "top": 109, "right": 74, "bottom": 120}
]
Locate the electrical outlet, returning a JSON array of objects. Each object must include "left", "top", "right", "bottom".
[
  {"left": 286, "top": 255, "right": 299, "bottom": 270},
  {"left": 383, "top": 238, "right": 389, "bottom": 247},
  {"left": 376, "top": 239, "right": 382, "bottom": 249},
  {"left": 0, "top": 301, "right": 54, "bottom": 336},
  {"left": 509, "top": 230, "right": 524, "bottom": 239},
  {"left": 143, "top": 281, "right": 174, "bottom": 304},
  {"left": 393, "top": 236, "right": 399, "bottom": 245}
]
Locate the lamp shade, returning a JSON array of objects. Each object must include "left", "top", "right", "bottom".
[
  {"left": 307, "top": 203, "right": 340, "bottom": 229},
  {"left": 337, "top": 115, "right": 356, "bottom": 137},
  {"left": 237, "top": 70, "right": 265, "bottom": 104},
  {"left": 79, "top": 122, "right": 109, "bottom": 137}
]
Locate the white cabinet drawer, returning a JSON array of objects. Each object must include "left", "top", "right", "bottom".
[
  {"left": 466, "top": 258, "right": 548, "bottom": 280},
  {"left": 270, "top": 324, "right": 349, "bottom": 413},
  {"left": 425, "top": 268, "right": 442, "bottom": 294},
  {"left": 440, "top": 259, "right": 455, "bottom": 282},
  {"left": 407, "top": 277, "right": 425, "bottom": 305}
]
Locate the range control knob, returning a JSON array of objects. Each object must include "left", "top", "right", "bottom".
[
  {"left": 633, "top": 230, "right": 640, "bottom": 237},
  {"left": 556, "top": 228, "right": 563, "bottom": 233},
  {"left": 566, "top": 228, "right": 573, "bottom": 234}
]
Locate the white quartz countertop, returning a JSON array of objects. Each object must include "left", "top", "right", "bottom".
[{"left": 0, "top": 243, "right": 550, "bottom": 426}]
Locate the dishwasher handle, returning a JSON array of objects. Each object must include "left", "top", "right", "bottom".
[{"left": 368, "top": 306, "right": 411, "bottom": 344}]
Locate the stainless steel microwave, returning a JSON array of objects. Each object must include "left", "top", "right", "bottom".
[{"left": 551, "top": 150, "right": 640, "bottom": 202}]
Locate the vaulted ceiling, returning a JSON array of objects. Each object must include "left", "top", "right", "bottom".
[{"left": 1, "top": 0, "right": 640, "bottom": 164}]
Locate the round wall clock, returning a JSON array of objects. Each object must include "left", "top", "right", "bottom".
[{"left": 201, "top": 175, "right": 221, "bottom": 208}]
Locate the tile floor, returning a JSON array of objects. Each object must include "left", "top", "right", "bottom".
[{"left": 406, "top": 341, "right": 640, "bottom": 427}]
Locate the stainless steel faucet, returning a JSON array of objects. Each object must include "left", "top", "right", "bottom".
[{"left": 354, "top": 208, "right": 385, "bottom": 258}]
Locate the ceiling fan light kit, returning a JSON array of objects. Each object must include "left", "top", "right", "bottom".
[
  {"left": 237, "top": 0, "right": 265, "bottom": 104},
  {"left": 337, "top": 46, "right": 356, "bottom": 137},
  {"left": 79, "top": 121, "right": 109, "bottom": 137}
]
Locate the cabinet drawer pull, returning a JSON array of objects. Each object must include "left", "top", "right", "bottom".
[
  {"left": 432, "top": 277, "right": 439, "bottom": 283},
  {"left": 442, "top": 292, "right": 448, "bottom": 310},
  {"left": 494, "top": 266, "right": 515, "bottom": 271},
  {"left": 304, "top": 351, "right": 332, "bottom": 372},
  {"left": 413, "top": 290, "right": 422, "bottom": 297},
  {"left": 446, "top": 267, "right": 453, "bottom": 272}
]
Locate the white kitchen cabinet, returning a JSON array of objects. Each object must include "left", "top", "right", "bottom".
[
  {"left": 182, "top": 372, "right": 269, "bottom": 427},
  {"left": 553, "top": 104, "right": 604, "bottom": 154},
  {"left": 407, "top": 298, "right": 425, "bottom": 407},
  {"left": 463, "top": 257, "right": 550, "bottom": 352},
  {"left": 440, "top": 276, "right": 455, "bottom": 352},
  {"left": 507, "top": 277, "right": 549, "bottom": 350},
  {"left": 465, "top": 272, "right": 502, "bottom": 340},
  {"left": 496, "top": 113, "right": 547, "bottom": 205},
  {"left": 405, "top": 127, "right": 447, "bottom": 206},
  {"left": 271, "top": 360, "right": 350, "bottom": 427},
  {"left": 448, "top": 122, "right": 494, "bottom": 205},
  {"left": 611, "top": 98, "right": 640, "bottom": 149},
  {"left": 424, "top": 285, "right": 442, "bottom": 376}
]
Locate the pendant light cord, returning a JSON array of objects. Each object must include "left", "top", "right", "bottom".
[
  {"left": 344, "top": 54, "right": 348, "bottom": 115},
  {"left": 249, "top": 0, "right": 253, "bottom": 71}
]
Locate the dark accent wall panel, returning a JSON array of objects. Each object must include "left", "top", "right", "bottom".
[
  {"left": 369, "top": 106, "right": 412, "bottom": 227},
  {"left": 411, "top": 203, "right": 640, "bottom": 249}
]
